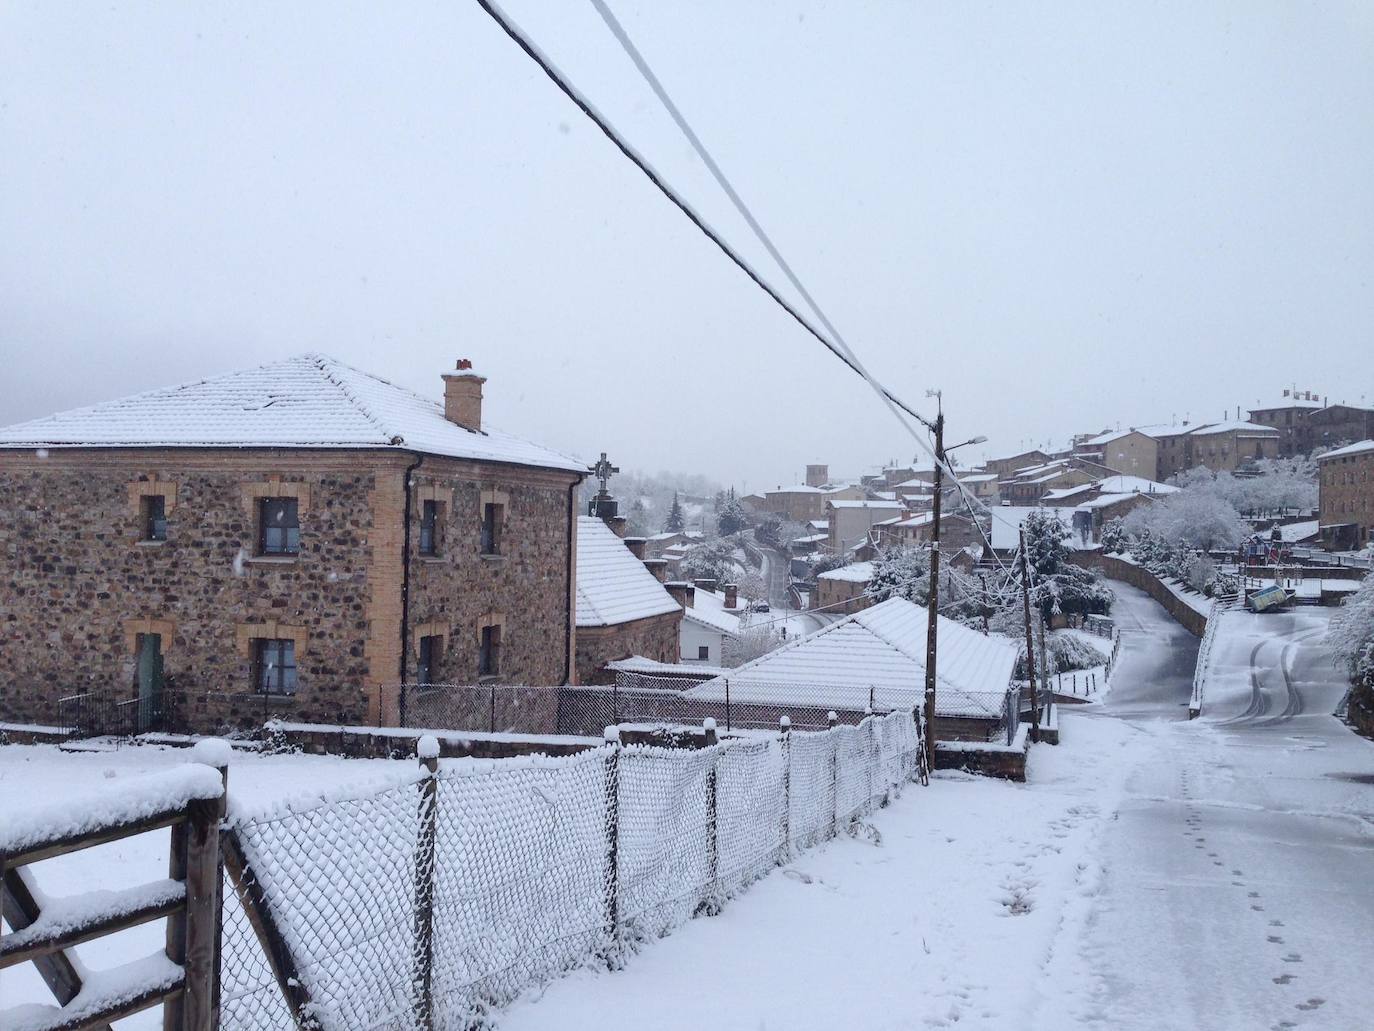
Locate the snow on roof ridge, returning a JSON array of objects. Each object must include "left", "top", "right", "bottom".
[{"left": 309, "top": 353, "right": 407, "bottom": 446}]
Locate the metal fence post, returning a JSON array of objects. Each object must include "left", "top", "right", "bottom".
[
  {"left": 725, "top": 678, "right": 732, "bottom": 734},
  {"left": 602, "top": 727, "right": 620, "bottom": 960},
  {"left": 778, "top": 716, "right": 791, "bottom": 863},
  {"left": 413, "top": 738, "right": 439, "bottom": 1031},
  {"left": 827, "top": 712, "right": 839, "bottom": 838},
  {"left": 701, "top": 719, "right": 720, "bottom": 915}
]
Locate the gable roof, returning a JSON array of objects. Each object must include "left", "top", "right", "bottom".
[
  {"left": 683, "top": 587, "right": 747, "bottom": 637},
  {"left": 0, "top": 353, "right": 588, "bottom": 474},
  {"left": 685, "top": 598, "right": 1016, "bottom": 717},
  {"left": 575, "top": 517, "right": 682, "bottom": 628},
  {"left": 1187, "top": 420, "right": 1279, "bottom": 437},
  {"left": 988, "top": 506, "right": 1078, "bottom": 552},
  {"left": 1318, "top": 439, "right": 1374, "bottom": 460}
]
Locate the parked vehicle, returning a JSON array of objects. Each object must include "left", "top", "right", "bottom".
[{"left": 1246, "top": 584, "right": 1291, "bottom": 613}]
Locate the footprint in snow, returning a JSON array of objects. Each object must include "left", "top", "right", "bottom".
[
  {"left": 1249, "top": 891, "right": 1261, "bottom": 898},
  {"left": 783, "top": 869, "right": 814, "bottom": 885},
  {"left": 1273, "top": 973, "right": 1296, "bottom": 985},
  {"left": 1267, "top": 935, "right": 1284, "bottom": 944},
  {"left": 1295, "top": 997, "right": 1325, "bottom": 1011},
  {"left": 1282, "top": 953, "right": 1302, "bottom": 964}
]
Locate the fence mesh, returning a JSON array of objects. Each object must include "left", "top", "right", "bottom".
[{"left": 221, "top": 709, "right": 921, "bottom": 1031}]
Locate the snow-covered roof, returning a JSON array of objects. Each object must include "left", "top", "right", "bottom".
[
  {"left": 1187, "top": 420, "right": 1279, "bottom": 437},
  {"left": 791, "top": 533, "right": 828, "bottom": 545},
  {"left": 683, "top": 587, "right": 748, "bottom": 636},
  {"left": 955, "top": 472, "right": 998, "bottom": 483},
  {"left": 0, "top": 353, "right": 589, "bottom": 474},
  {"left": 809, "top": 520, "right": 830, "bottom": 531},
  {"left": 685, "top": 598, "right": 1016, "bottom": 718},
  {"left": 816, "top": 561, "right": 875, "bottom": 583},
  {"left": 1042, "top": 484, "right": 1096, "bottom": 501},
  {"left": 1250, "top": 394, "right": 1324, "bottom": 412},
  {"left": 1075, "top": 492, "right": 1150, "bottom": 511},
  {"left": 1275, "top": 520, "right": 1320, "bottom": 543},
  {"left": 1094, "top": 475, "right": 1177, "bottom": 495},
  {"left": 988, "top": 507, "right": 1078, "bottom": 552},
  {"left": 1317, "top": 439, "right": 1374, "bottom": 460},
  {"left": 575, "top": 517, "right": 682, "bottom": 628},
  {"left": 894, "top": 478, "right": 935, "bottom": 489},
  {"left": 605, "top": 655, "right": 729, "bottom": 677},
  {"left": 827, "top": 500, "right": 906, "bottom": 511},
  {"left": 872, "top": 491, "right": 898, "bottom": 501},
  {"left": 768, "top": 484, "right": 822, "bottom": 494}
]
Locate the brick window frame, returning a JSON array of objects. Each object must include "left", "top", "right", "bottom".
[
  {"left": 480, "top": 488, "right": 510, "bottom": 557},
  {"left": 412, "top": 620, "right": 449, "bottom": 684},
  {"left": 414, "top": 483, "right": 453, "bottom": 559},
  {"left": 127, "top": 477, "right": 177, "bottom": 542},
  {"left": 241, "top": 478, "right": 310, "bottom": 558},
  {"left": 237, "top": 621, "right": 307, "bottom": 698},
  {"left": 476, "top": 612, "right": 506, "bottom": 680},
  {"left": 124, "top": 618, "right": 177, "bottom": 656}
]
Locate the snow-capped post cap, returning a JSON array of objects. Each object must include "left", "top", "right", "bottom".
[
  {"left": 417, "top": 735, "right": 441, "bottom": 760},
  {"left": 827, "top": 710, "right": 838, "bottom": 728},
  {"left": 779, "top": 715, "right": 791, "bottom": 731},
  {"left": 603, "top": 726, "right": 621, "bottom": 744},
  {"left": 703, "top": 717, "right": 718, "bottom": 746},
  {"left": 190, "top": 738, "right": 232, "bottom": 769}
]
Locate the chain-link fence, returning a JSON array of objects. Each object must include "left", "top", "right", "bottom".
[{"left": 219, "top": 709, "right": 923, "bottom": 1030}]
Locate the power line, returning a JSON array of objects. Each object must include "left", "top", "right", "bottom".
[{"left": 475, "top": 0, "right": 1029, "bottom": 562}]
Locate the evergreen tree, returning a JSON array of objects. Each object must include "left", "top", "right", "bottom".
[
  {"left": 664, "top": 492, "right": 685, "bottom": 533},
  {"left": 717, "top": 488, "right": 747, "bottom": 536},
  {"left": 1100, "top": 517, "right": 1127, "bottom": 555}
]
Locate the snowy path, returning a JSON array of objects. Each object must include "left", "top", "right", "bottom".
[
  {"left": 504, "top": 582, "right": 1374, "bottom": 1031},
  {"left": 1073, "top": 590, "right": 1374, "bottom": 1031}
]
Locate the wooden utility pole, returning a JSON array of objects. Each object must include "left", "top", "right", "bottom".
[
  {"left": 979, "top": 573, "right": 990, "bottom": 635},
  {"left": 923, "top": 407, "right": 944, "bottom": 764},
  {"left": 1019, "top": 528, "right": 1040, "bottom": 743}
]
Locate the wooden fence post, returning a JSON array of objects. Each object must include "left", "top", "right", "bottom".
[
  {"left": 778, "top": 717, "right": 791, "bottom": 863},
  {"left": 413, "top": 737, "right": 440, "bottom": 1031},
  {"left": 602, "top": 726, "right": 621, "bottom": 958}
]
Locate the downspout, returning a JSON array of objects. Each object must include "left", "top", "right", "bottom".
[
  {"left": 565, "top": 479, "right": 578, "bottom": 685},
  {"left": 399, "top": 453, "right": 425, "bottom": 686}
]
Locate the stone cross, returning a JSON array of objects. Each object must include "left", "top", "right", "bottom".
[{"left": 593, "top": 452, "right": 619, "bottom": 495}]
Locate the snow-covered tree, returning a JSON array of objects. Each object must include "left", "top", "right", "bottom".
[
  {"left": 738, "top": 571, "right": 768, "bottom": 604},
  {"left": 864, "top": 547, "right": 931, "bottom": 605},
  {"left": 680, "top": 537, "right": 739, "bottom": 584},
  {"left": 1023, "top": 509, "right": 1113, "bottom": 617},
  {"left": 722, "top": 622, "right": 785, "bottom": 666},
  {"left": 717, "top": 490, "right": 747, "bottom": 536},
  {"left": 663, "top": 492, "right": 685, "bottom": 533},
  {"left": 1100, "top": 517, "right": 1127, "bottom": 555},
  {"left": 1328, "top": 576, "right": 1374, "bottom": 689},
  {"left": 1123, "top": 491, "right": 1249, "bottom": 551}
]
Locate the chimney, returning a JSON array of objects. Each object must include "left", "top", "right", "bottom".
[
  {"left": 442, "top": 359, "right": 485, "bottom": 432},
  {"left": 606, "top": 515, "right": 628, "bottom": 538},
  {"left": 723, "top": 583, "right": 738, "bottom": 609},
  {"left": 623, "top": 536, "right": 647, "bottom": 560},
  {"left": 693, "top": 577, "right": 717, "bottom": 594},
  {"left": 665, "top": 581, "right": 695, "bottom": 609},
  {"left": 643, "top": 558, "right": 669, "bottom": 582}
]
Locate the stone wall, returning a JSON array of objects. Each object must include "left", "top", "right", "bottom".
[
  {"left": 575, "top": 610, "right": 683, "bottom": 685},
  {"left": 0, "top": 448, "right": 580, "bottom": 734},
  {"left": 405, "top": 458, "right": 577, "bottom": 693},
  {"left": 1068, "top": 551, "right": 1208, "bottom": 637},
  {"left": 934, "top": 729, "right": 1029, "bottom": 781}
]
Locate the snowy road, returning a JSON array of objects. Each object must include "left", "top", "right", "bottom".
[{"left": 1066, "top": 587, "right": 1374, "bottom": 1031}]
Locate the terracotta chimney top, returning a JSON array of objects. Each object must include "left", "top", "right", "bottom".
[
  {"left": 623, "top": 537, "right": 647, "bottom": 560},
  {"left": 442, "top": 359, "right": 485, "bottom": 433},
  {"left": 723, "top": 583, "right": 738, "bottom": 609},
  {"left": 643, "top": 558, "right": 669, "bottom": 582},
  {"left": 693, "top": 578, "right": 718, "bottom": 594}
]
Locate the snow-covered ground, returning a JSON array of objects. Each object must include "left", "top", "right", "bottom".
[{"left": 504, "top": 582, "right": 1374, "bottom": 1031}]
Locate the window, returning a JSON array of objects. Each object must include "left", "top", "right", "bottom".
[
  {"left": 417, "top": 635, "right": 441, "bottom": 685},
  {"left": 478, "top": 624, "right": 501, "bottom": 677},
  {"left": 480, "top": 502, "right": 504, "bottom": 556},
  {"left": 259, "top": 498, "right": 300, "bottom": 555},
  {"left": 419, "top": 500, "right": 440, "bottom": 556},
  {"left": 697, "top": 645, "right": 710, "bottom": 661},
  {"left": 141, "top": 495, "right": 167, "bottom": 541},
  {"left": 254, "top": 639, "right": 297, "bottom": 696}
]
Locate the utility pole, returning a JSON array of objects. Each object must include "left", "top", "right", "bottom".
[
  {"left": 1019, "top": 528, "right": 1040, "bottom": 743},
  {"left": 979, "top": 573, "right": 990, "bottom": 635},
  {"left": 923, "top": 403, "right": 944, "bottom": 765}
]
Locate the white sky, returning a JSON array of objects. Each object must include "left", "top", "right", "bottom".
[{"left": 2, "top": 1, "right": 1371, "bottom": 489}]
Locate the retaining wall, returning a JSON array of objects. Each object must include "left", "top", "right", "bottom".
[{"left": 1069, "top": 552, "right": 1209, "bottom": 637}]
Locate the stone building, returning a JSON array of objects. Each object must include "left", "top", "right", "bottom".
[
  {"left": 0, "top": 354, "right": 588, "bottom": 732},
  {"left": 1078, "top": 429, "right": 1159, "bottom": 479},
  {"left": 1317, "top": 440, "right": 1374, "bottom": 550},
  {"left": 1307, "top": 404, "right": 1374, "bottom": 454},
  {"left": 1184, "top": 421, "right": 1280, "bottom": 473},
  {"left": 1248, "top": 391, "right": 1324, "bottom": 457},
  {"left": 573, "top": 516, "right": 682, "bottom": 683}
]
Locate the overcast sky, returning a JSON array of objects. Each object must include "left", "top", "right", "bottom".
[{"left": 3, "top": 1, "right": 1371, "bottom": 490}]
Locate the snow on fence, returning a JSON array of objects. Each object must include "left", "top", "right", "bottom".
[
  {"left": 218, "top": 710, "right": 922, "bottom": 1030},
  {"left": 1189, "top": 599, "right": 1222, "bottom": 718}
]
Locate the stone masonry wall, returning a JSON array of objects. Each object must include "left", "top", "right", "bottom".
[
  {"left": 575, "top": 610, "right": 682, "bottom": 685},
  {"left": 0, "top": 448, "right": 581, "bottom": 734}
]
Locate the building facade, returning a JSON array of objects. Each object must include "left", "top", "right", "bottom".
[
  {"left": 0, "top": 355, "right": 587, "bottom": 732},
  {"left": 1317, "top": 441, "right": 1374, "bottom": 550}
]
